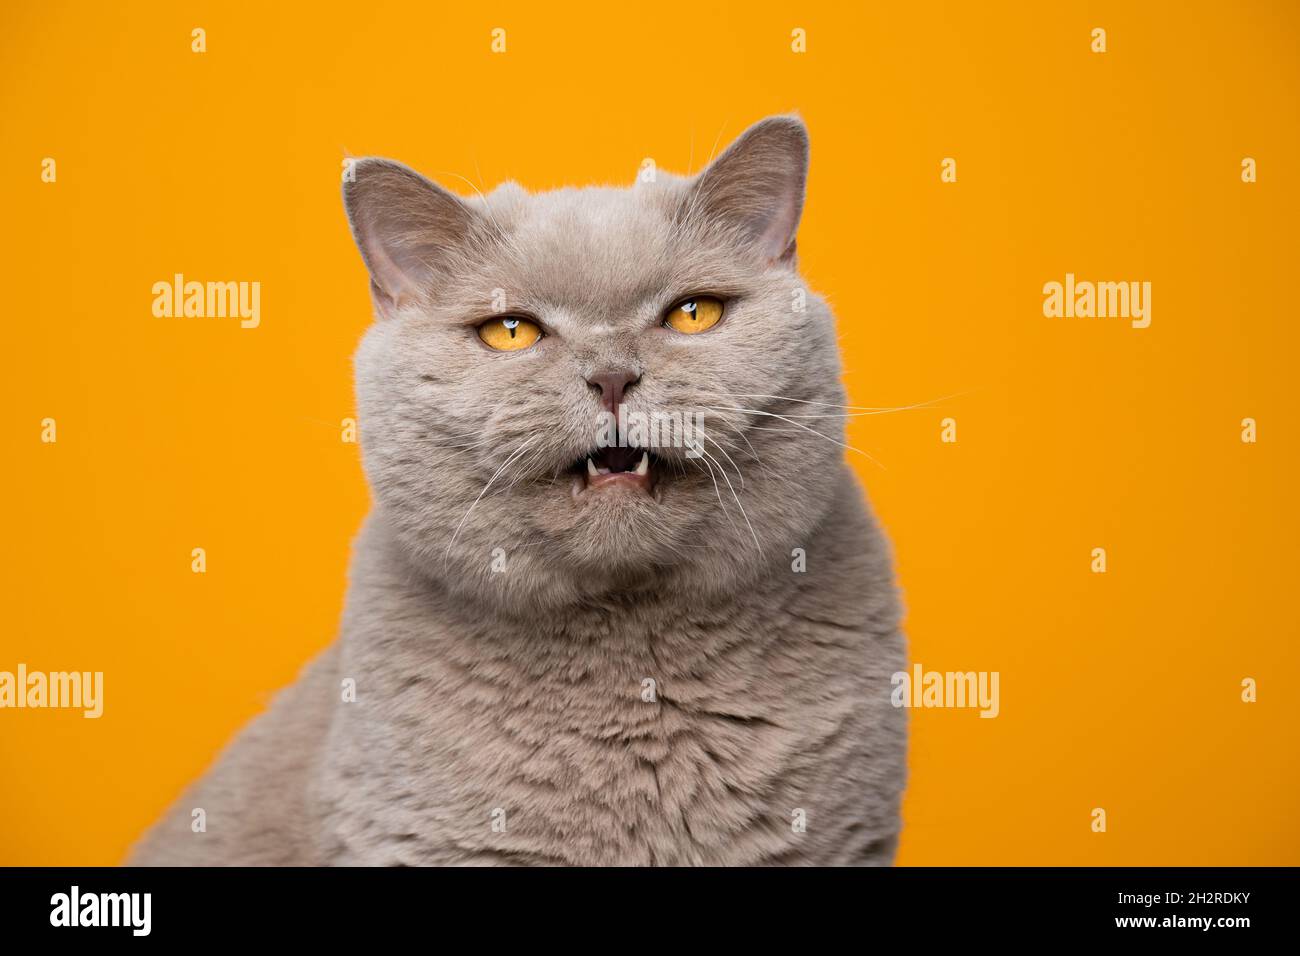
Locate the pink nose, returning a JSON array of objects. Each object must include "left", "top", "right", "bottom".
[{"left": 586, "top": 369, "right": 640, "bottom": 415}]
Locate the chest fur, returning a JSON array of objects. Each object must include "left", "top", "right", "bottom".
[{"left": 316, "top": 595, "right": 903, "bottom": 865}]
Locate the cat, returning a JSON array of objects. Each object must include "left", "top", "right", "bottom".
[{"left": 130, "top": 115, "right": 907, "bottom": 866}]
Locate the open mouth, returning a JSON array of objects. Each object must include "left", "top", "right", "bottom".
[{"left": 570, "top": 446, "right": 658, "bottom": 495}]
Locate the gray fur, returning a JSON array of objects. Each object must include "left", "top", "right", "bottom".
[{"left": 131, "top": 116, "right": 907, "bottom": 866}]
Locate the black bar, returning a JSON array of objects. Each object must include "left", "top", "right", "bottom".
[{"left": 0, "top": 867, "right": 1289, "bottom": 941}]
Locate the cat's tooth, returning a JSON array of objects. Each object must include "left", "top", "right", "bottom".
[
  {"left": 586, "top": 457, "right": 599, "bottom": 478},
  {"left": 634, "top": 452, "right": 649, "bottom": 476}
]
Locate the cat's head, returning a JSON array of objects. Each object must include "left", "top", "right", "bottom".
[{"left": 343, "top": 116, "right": 849, "bottom": 612}]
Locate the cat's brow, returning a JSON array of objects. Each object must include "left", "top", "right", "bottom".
[
  {"left": 512, "top": 282, "right": 671, "bottom": 326},
  {"left": 516, "top": 268, "right": 748, "bottom": 325}
]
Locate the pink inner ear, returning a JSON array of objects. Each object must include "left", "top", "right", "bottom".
[
  {"left": 362, "top": 232, "right": 418, "bottom": 310},
  {"left": 367, "top": 277, "right": 398, "bottom": 317},
  {"left": 345, "top": 158, "right": 484, "bottom": 315},
  {"left": 684, "top": 116, "right": 809, "bottom": 267},
  {"left": 759, "top": 195, "right": 802, "bottom": 264}
]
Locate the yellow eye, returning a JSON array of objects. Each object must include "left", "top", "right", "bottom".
[
  {"left": 478, "top": 316, "right": 542, "bottom": 351},
  {"left": 664, "top": 297, "right": 723, "bottom": 334}
]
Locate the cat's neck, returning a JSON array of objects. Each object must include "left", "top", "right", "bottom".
[
  {"left": 343, "top": 511, "right": 788, "bottom": 654},
  {"left": 339, "top": 468, "right": 876, "bottom": 675}
]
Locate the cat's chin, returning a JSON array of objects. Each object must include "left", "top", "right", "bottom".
[
  {"left": 565, "top": 473, "right": 664, "bottom": 526},
  {"left": 552, "top": 470, "right": 686, "bottom": 573}
]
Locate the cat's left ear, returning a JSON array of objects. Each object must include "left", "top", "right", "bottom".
[{"left": 684, "top": 115, "right": 809, "bottom": 266}]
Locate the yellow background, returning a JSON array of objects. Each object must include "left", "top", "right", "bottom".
[{"left": 2, "top": 0, "right": 1297, "bottom": 865}]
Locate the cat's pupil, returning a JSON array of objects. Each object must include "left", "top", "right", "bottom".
[
  {"left": 503, "top": 317, "right": 519, "bottom": 337},
  {"left": 683, "top": 301, "right": 697, "bottom": 318}
]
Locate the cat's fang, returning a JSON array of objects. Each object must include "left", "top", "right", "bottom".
[{"left": 576, "top": 449, "right": 657, "bottom": 496}]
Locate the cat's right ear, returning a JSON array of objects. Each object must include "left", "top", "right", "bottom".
[{"left": 342, "top": 158, "right": 479, "bottom": 316}]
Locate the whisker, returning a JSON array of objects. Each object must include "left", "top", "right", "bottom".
[
  {"left": 444, "top": 435, "right": 538, "bottom": 566},
  {"left": 703, "top": 389, "right": 971, "bottom": 415},
  {"left": 704, "top": 434, "right": 746, "bottom": 490},
  {"left": 700, "top": 406, "right": 885, "bottom": 470},
  {"left": 688, "top": 453, "right": 743, "bottom": 540},
  {"left": 704, "top": 408, "right": 771, "bottom": 479},
  {"left": 700, "top": 443, "right": 759, "bottom": 550}
]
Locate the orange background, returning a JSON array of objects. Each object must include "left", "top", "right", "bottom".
[{"left": 2, "top": 0, "right": 1297, "bottom": 865}]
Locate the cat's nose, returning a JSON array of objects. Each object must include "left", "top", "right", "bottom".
[{"left": 586, "top": 368, "right": 641, "bottom": 415}]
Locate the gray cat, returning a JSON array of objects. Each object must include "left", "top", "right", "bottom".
[{"left": 131, "top": 115, "right": 907, "bottom": 866}]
